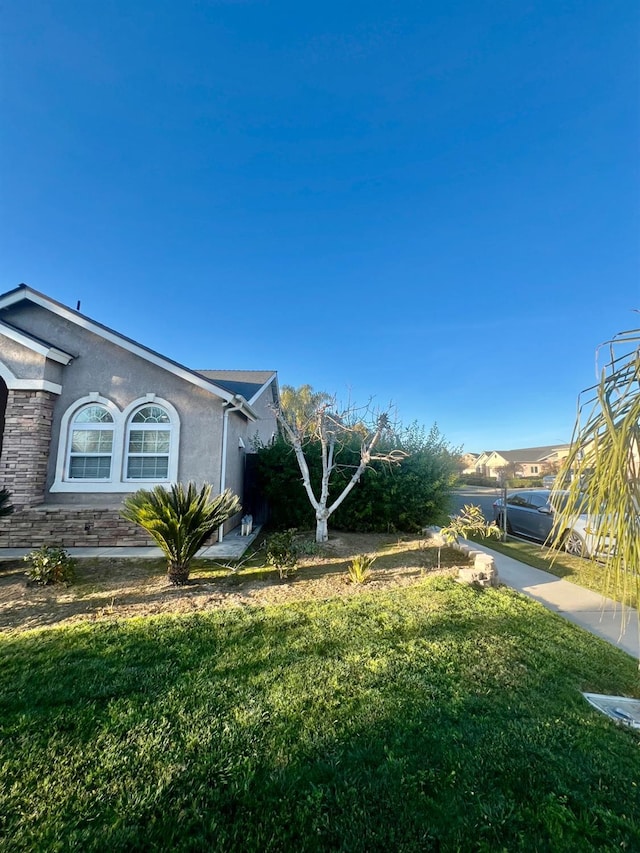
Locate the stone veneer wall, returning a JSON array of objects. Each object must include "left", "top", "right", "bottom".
[
  {"left": 0, "top": 507, "right": 153, "bottom": 548},
  {"left": 0, "top": 505, "right": 222, "bottom": 549},
  {"left": 0, "top": 389, "right": 56, "bottom": 508}
]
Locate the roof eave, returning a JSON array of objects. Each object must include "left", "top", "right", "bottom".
[
  {"left": 0, "top": 319, "right": 75, "bottom": 365},
  {"left": 247, "top": 371, "right": 278, "bottom": 406},
  {"left": 0, "top": 285, "right": 236, "bottom": 403},
  {"left": 228, "top": 395, "right": 258, "bottom": 422}
]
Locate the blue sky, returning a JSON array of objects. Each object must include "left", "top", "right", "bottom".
[{"left": 2, "top": 1, "right": 638, "bottom": 452}]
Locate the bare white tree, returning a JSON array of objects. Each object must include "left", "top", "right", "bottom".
[{"left": 274, "top": 393, "right": 407, "bottom": 542}]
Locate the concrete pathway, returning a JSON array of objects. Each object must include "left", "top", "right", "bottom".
[
  {"left": 462, "top": 537, "right": 640, "bottom": 659},
  {"left": 0, "top": 525, "right": 263, "bottom": 562}
]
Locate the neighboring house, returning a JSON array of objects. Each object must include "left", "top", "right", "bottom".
[
  {"left": 473, "top": 445, "right": 570, "bottom": 480},
  {"left": 0, "top": 284, "right": 279, "bottom": 547},
  {"left": 459, "top": 452, "right": 480, "bottom": 475}
]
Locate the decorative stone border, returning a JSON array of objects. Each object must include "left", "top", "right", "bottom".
[{"left": 423, "top": 526, "right": 499, "bottom": 589}]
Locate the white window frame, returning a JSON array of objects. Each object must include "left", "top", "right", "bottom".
[
  {"left": 123, "top": 398, "right": 179, "bottom": 484},
  {"left": 51, "top": 393, "right": 180, "bottom": 493},
  {"left": 67, "top": 403, "right": 116, "bottom": 482}
]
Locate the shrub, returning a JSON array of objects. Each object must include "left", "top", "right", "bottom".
[
  {"left": 121, "top": 483, "right": 241, "bottom": 585},
  {"left": 295, "top": 537, "right": 321, "bottom": 557},
  {"left": 347, "top": 553, "right": 375, "bottom": 584},
  {"left": 265, "top": 529, "right": 299, "bottom": 579},
  {"left": 0, "top": 488, "right": 13, "bottom": 518},
  {"left": 458, "top": 475, "right": 497, "bottom": 488},
  {"left": 507, "top": 477, "right": 544, "bottom": 488},
  {"left": 255, "top": 423, "right": 459, "bottom": 534},
  {"left": 24, "top": 546, "right": 75, "bottom": 586}
]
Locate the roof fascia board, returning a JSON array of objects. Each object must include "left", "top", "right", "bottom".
[
  {"left": 0, "top": 288, "right": 235, "bottom": 403},
  {"left": 247, "top": 372, "right": 278, "bottom": 406},
  {"left": 227, "top": 395, "right": 258, "bottom": 422},
  {"left": 0, "top": 321, "right": 74, "bottom": 365},
  {"left": 0, "top": 289, "right": 27, "bottom": 310}
]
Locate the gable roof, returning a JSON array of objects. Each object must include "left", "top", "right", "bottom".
[
  {"left": 0, "top": 284, "right": 260, "bottom": 420},
  {"left": 196, "top": 370, "right": 277, "bottom": 406},
  {"left": 489, "top": 445, "right": 570, "bottom": 464}
]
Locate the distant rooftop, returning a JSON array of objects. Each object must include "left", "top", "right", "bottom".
[{"left": 486, "top": 445, "right": 570, "bottom": 463}]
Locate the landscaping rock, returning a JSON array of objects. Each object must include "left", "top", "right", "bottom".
[{"left": 458, "top": 554, "right": 499, "bottom": 588}]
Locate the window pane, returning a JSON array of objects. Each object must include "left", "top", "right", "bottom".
[
  {"left": 69, "top": 456, "right": 112, "bottom": 479},
  {"left": 528, "top": 493, "right": 549, "bottom": 508},
  {"left": 132, "top": 406, "right": 170, "bottom": 424},
  {"left": 127, "top": 457, "right": 169, "bottom": 479},
  {"left": 128, "top": 430, "right": 170, "bottom": 453},
  {"left": 71, "top": 430, "right": 113, "bottom": 453},
  {"left": 75, "top": 406, "right": 113, "bottom": 424}
]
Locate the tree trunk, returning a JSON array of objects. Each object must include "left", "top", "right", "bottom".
[
  {"left": 167, "top": 561, "right": 191, "bottom": 585},
  {"left": 316, "top": 516, "right": 329, "bottom": 543}
]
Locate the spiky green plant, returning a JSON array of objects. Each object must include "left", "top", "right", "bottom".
[
  {"left": 347, "top": 553, "right": 375, "bottom": 584},
  {"left": 121, "top": 483, "right": 241, "bottom": 585},
  {"left": 550, "top": 329, "right": 640, "bottom": 613},
  {"left": 0, "top": 488, "right": 13, "bottom": 518}
]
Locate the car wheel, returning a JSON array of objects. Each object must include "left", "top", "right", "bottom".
[{"left": 563, "top": 530, "right": 588, "bottom": 558}]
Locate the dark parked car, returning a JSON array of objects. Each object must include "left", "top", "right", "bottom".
[{"left": 492, "top": 489, "right": 591, "bottom": 557}]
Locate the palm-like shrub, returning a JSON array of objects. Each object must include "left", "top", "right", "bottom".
[
  {"left": 347, "top": 553, "right": 375, "bottom": 584},
  {"left": 0, "top": 489, "right": 13, "bottom": 518},
  {"left": 551, "top": 330, "right": 640, "bottom": 611},
  {"left": 121, "top": 483, "right": 241, "bottom": 585}
]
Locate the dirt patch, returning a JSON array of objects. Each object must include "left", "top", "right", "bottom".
[{"left": 0, "top": 532, "right": 465, "bottom": 633}]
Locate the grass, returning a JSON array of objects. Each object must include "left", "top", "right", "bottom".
[
  {"left": 468, "top": 535, "right": 639, "bottom": 608},
  {"left": 1, "top": 578, "right": 639, "bottom": 851}
]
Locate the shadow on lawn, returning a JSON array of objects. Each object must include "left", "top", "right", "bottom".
[{"left": 3, "top": 588, "right": 639, "bottom": 851}]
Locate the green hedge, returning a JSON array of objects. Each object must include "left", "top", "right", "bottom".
[{"left": 255, "top": 425, "right": 459, "bottom": 533}]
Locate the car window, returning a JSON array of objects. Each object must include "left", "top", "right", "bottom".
[
  {"left": 507, "top": 493, "right": 530, "bottom": 508},
  {"left": 549, "top": 492, "right": 581, "bottom": 513},
  {"left": 528, "top": 493, "right": 550, "bottom": 509}
]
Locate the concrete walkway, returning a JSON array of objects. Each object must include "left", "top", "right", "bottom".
[
  {"left": 0, "top": 525, "right": 263, "bottom": 562},
  {"left": 462, "top": 537, "right": 640, "bottom": 659}
]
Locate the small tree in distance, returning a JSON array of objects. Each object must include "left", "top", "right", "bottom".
[{"left": 274, "top": 389, "right": 407, "bottom": 542}]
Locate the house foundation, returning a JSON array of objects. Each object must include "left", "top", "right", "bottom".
[{"left": 0, "top": 505, "right": 151, "bottom": 548}]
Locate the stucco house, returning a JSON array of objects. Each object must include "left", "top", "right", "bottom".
[
  {"left": 458, "top": 452, "right": 479, "bottom": 473},
  {"left": 472, "top": 445, "right": 570, "bottom": 480},
  {"left": 0, "top": 284, "right": 279, "bottom": 548}
]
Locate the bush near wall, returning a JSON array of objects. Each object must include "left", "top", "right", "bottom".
[
  {"left": 458, "top": 475, "right": 497, "bottom": 488},
  {"left": 255, "top": 424, "right": 459, "bottom": 533}
]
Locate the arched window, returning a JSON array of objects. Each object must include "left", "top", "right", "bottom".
[
  {"left": 68, "top": 404, "right": 114, "bottom": 480},
  {"left": 125, "top": 404, "right": 172, "bottom": 480}
]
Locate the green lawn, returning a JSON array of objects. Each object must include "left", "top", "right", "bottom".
[
  {"left": 469, "top": 535, "right": 639, "bottom": 608},
  {"left": 1, "top": 578, "right": 639, "bottom": 851}
]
